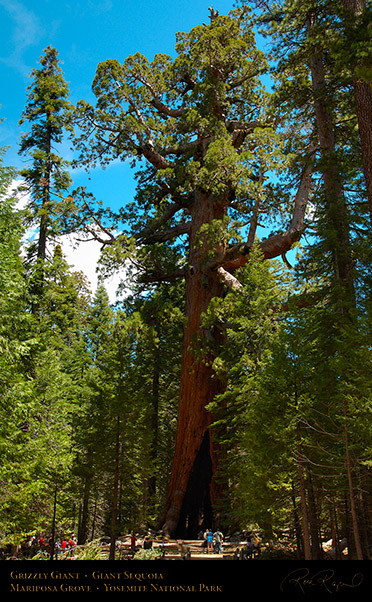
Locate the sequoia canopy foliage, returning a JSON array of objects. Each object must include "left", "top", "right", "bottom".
[
  {"left": 71, "top": 5, "right": 315, "bottom": 540},
  {"left": 1, "top": 1, "right": 372, "bottom": 560}
]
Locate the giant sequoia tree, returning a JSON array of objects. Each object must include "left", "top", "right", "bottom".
[{"left": 73, "top": 7, "right": 315, "bottom": 536}]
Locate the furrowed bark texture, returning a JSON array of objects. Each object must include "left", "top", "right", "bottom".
[
  {"left": 343, "top": 0, "right": 372, "bottom": 225},
  {"left": 159, "top": 152, "right": 314, "bottom": 537},
  {"left": 160, "top": 192, "right": 226, "bottom": 537},
  {"left": 309, "top": 30, "right": 355, "bottom": 297}
]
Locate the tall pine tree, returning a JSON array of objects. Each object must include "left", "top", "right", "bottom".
[{"left": 19, "top": 46, "right": 72, "bottom": 310}]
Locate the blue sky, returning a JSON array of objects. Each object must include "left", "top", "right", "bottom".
[
  {"left": 0, "top": 0, "right": 239, "bottom": 208},
  {"left": 0, "top": 0, "right": 243, "bottom": 294},
  {"left": 0, "top": 0, "right": 280, "bottom": 297}
]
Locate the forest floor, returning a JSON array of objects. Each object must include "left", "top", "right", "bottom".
[
  {"left": 15, "top": 534, "right": 344, "bottom": 561},
  {"left": 159, "top": 540, "right": 233, "bottom": 560},
  {"left": 124, "top": 536, "right": 348, "bottom": 560},
  {"left": 99, "top": 538, "right": 299, "bottom": 561},
  {"left": 144, "top": 539, "right": 346, "bottom": 560},
  {"left": 94, "top": 539, "right": 257, "bottom": 561}
]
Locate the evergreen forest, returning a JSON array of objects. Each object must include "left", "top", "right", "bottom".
[{"left": 2, "top": 0, "right": 372, "bottom": 561}]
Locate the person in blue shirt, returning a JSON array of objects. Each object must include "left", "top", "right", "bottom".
[{"left": 206, "top": 529, "right": 214, "bottom": 553}]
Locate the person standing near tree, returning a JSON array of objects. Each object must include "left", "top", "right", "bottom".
[
  {"left": 213, "top": 529, "right": 223, "bottom": 554},
  {"left": 206, "top": 529, "right": 214, "bottom": 554}
]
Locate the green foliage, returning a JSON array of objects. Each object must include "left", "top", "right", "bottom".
[
  {"left": 18, "top": 45, "right": 73, "bottom": 272},
  {"left": 3, "top": 2, "right": 372, "bottom": 558},
  {"left": 71, "top": 6, "right": 288, "bottom": 259},
  {"left": 133, "top": 547, "right": 163, "bottom": 560},
  {"left": 0, "top": 164, "right": 92, "bottom": 540},
  {"left": 200, "top": 246, "right": 296, "bottom": 529},
  {"left": 73, "top": 540, "right": 103, "bottom": 560}
]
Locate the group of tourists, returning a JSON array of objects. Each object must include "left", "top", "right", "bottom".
[
  {"left": 19, "top": 534, "right": 77, "bottom": 557},
  {"left": 55, "top": 535, "right": 78, "bottom": 553},
  {"left": 201, "top": 528, "right": 224, "bottom": 554}
]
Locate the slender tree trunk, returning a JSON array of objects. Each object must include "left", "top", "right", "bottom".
[
  {"left": 358, "top": 485, "right": 370, "bottom": 559},
  {"left": 309, "top": 11, "right": 363, "bottom": 561},
  {"left": 342, "top": 494, "right": 353, "bottom": 558},
  {"left": 308, "top": 22, "right": 355, "bottom": 303},
  {"left": 32, "top": 121, "right": 52, "bottom": 316},
  {"left": 352, "top": 76, "right": 372, "bottom": 225},
  {"left": 361, "top": 471, "right": 372, "bottom": 557},
  {"left": 343, "top": 0, "right": 372, "bottom": 225},
  {"left": 292, "top": 483, "right": 304, "bottom": 559},
  {"left": 78, "top": 473, "right": 92, "bottom": 545},
  {"left": 330, "top": 500, "right": 342, "bottom": 560},
  {"left": 297, "top": 420, "right": 312, "bottom": 559},
  {"left": 49, "top": 485, "right": 58, "bottom": 561},
  {"left": 160, "top": 192, "right": 227, "bottom": 537},
  {"left": 91, "top": 497, "right": 98, "bottom": 541},
  {"left": 109, "top": 415, "right": 121, "bottom": 561},
  {"left": 344, "top": 415, "right": 363, "bottom": 559},
  {"left": 148, "top": 333, "right": 160, "bottom": 505},
  {"left": 37, "top": 121, "right": 51, "bottom": 263},
  {"left": 306, "top": 468, "right": 323, "bottom": 559}
]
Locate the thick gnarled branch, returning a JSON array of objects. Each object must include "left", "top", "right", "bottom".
[
  {"left": 208, "top": 141, "right": 317, "bottom": 272},
  {"left": 137, "top": 221, "right": 191, "bottom": 245}
]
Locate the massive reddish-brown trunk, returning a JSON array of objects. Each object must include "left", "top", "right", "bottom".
[
  {"left": 160, "top": 192, "right": 227, "bottom": 537},
  {"left": 159, "top": 148, "right": 315, "bottom": 537}
]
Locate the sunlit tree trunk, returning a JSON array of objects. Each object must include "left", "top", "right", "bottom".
[
  {"left": 343, "top": 0, "right": 372, "bottom": 225},
  {"left": 160, "top": 192, "right": 226, "bottom": 537},
  {"left": 148, "top": 341, "right": 160, "bottom": 505},
  {"left": 109, "top": 416, "right": 121, "bottom": 561},
  {"left": 309, "top": 39, "right": 354, "bottom": 298}
]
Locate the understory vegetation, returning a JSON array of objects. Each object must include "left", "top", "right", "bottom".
[{"left": 1, "top": 1, "right": 372, "bottom": 560}]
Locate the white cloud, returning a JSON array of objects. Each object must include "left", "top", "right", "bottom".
[
  {"left": 12, "top": 179, "right": 123, "bottom": 303},
  {"left": 57, "top": 233, "right": 123, "bottom": 303}
]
